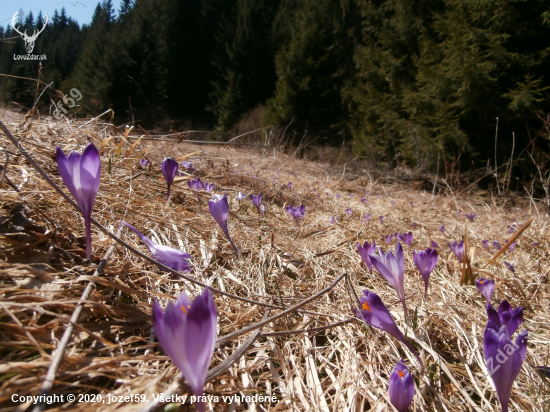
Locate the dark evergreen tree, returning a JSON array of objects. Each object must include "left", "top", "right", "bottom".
[
  {"left": 265, "top": 0, "right": 360, "bottom": 145},
  {"left": 207, "top": 0, "right": 280, "bottom": 134},
  {"left": 348, "top": 0, "right": 550, "bottom": 170}
]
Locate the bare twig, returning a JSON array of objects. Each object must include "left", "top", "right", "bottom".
[
  {"left": 31, "top": 224, "right": 124, "bottom": 412},
  {"left": 0, "top": 149, "right": 9, "bottom": 187},
  {"left": 216, "top": 273, "right": 348, "bottom": 344}
]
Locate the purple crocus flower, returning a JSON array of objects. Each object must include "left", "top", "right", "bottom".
[
  {"left": 203, "top": 182, "right": 214, "bottom": 192},
  {"left": 448, "top": 240, "right": 464, "bottom": 262},
  {"left": 287, "top": 182, "right": 292, "bottom": 189},
  {"left": 411, "top": 222, "right": 417, "bottom": 229},
  {"left": 379, "top": 216, "right": 385, "bottom": 223},
  {"left": 430, "top": 240, "right": 439, "bottom": 248},
  {"left": 361, "top": 196, "right": 367, "bottom": 203},
  {"left": 475, "top": 278, "right": 494, "bottom": 302},
  {"left": 492, "top": 241, "right": 502, "bottom": 251},
  {"left": 385, "top": 234, "right": 394, "bottom": 244},
  {"left": 153, "top": 288, "right": 217, "bottom": 412},
  {"left": 353, "top": 290, "right": 417, "bottom": 355},
  {"left": 209, "top": 193, "right": 239, "bottom": 256},
  {"left": 505, "top": 240, "right": 516, "bottom": 253},
  {"left": 236, "top": 191, "right": 247, "bottom": 201},
  {"left": 531, "top": 242, "right": 539, "bottom": 248},
  {"left": 400, "top": 232, "right": 413, "bottom": 247},
  {"left": 180, "top": 160, "right": 195, "bottom": 173},
  {"left": 260, "top": 204, "right": 265, "bottom": 214},
  {"left": 56, "top": 142, "right": 101, "bottom": 259},
  {"left": 413, "top": 248, "right": 438, "bottom": 299},
  {"left": 465, "top": 212, "right": 477, "bottom": 221},
  {"left": 482, "top": 240, "right": 490, "bottom": 248},
  {"left": 336, "top": 194, "right": 340, "bottom": 199},
  {"left": 330, "top": 216, "right": 338, "bottom": 224},
  {"left": 188, "top": 177, "right": 203, "bottom": 191},
  {"left": 364, "top": 213, "right": 371, "bottom": 222},
  {"left": 504, "top": 261, "right": 515, "bottom": 273},
  {"left": 346, "top": 208, "right": 352, "bottom": 216},
  {"left": 285, "top": 204, "right": 305, "bottom": 220},
  {"left": 483, "top": 302, "right": 528, "bottom": 412},
  {"left": 487, "top": 300, "right": 523, "bottom": 335},
  {"left": 439, "top": 226, "right": 445, "bottom": 233},
  {"left": 389, "top": 360, "right": 415, "bottom": 412},
  {"left": 357, "top": 241, "right": 376, "bottom": 274},
  {"left": 250, "top": 194, "right": 263, "bottom": 214},
  {"left": 121, "top": 222, "right": 192, "bottom": 272},
  {"left": 370, "top": 242, "right": 408, "bottom": 318},
  {"left": 140, "top": 158, "right": 150, "bottom": 168},
  {"left": 161, "top": 157, "right": 179, "bottom": 203}
]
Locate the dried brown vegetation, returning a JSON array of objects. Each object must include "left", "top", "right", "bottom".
[{"left": 1, "top": 107, "right": 549, "bottom": 412}]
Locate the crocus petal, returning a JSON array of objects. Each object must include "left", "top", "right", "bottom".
[
  {"left": 475, "top": 278, "right": 494, "bottom": 302},
  {"left": 78, "top": 143, "right": 101, "bottom": 215},
  {"left": 353, "top": 290, "right": 416, "bottom": 355},
  {"left": 508, "top": 308, "right": 523, "bottom": 335},
  {"left": 183, "top": 289, "right": 217, "bottom": 395},
  {"left": 122, "top": 221, "right": 192, "bottom": 272},
  {"left": 161, "top": 158, "right": 179, "bottom": 202},
  {"left": 370, "top": 243, "right": 407, "bottom": 317},
  {"left": 498, "top": 300, "right": 513, "bottom": 316},
  {"left": 158, "top": 300, "right": 195, "bottom": 384},
  {"left": 357, "top": 241, "right": 376, "bottom": 274},
  {"left": 389, "top": 360, "right": 415, "bottom": 412},
  {"left": 487, "top": 304, "right": 501, "bottom": 328},
  {"left": 370, "top": 254, "right": 399, "bottom": 288}
]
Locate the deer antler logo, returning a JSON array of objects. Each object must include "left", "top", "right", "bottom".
[{"left": 12, "top": 11, "right": 48, "bottom": 54}]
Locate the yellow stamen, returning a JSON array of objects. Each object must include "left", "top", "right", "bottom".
[
  {"left": 480, "top": 280, "right": 484, "bottom": 284},
  {"left": 181, "top": 305, "right": 188, "bottom": 314},
  {"left": 362, "top": 301, "right": 371, "bottom": 311},
  {"left": 398, "top": 370, "right": 404, "bottom": 378}
]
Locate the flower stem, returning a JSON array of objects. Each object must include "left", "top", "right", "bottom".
[{"left": 84, "top": 216, "right": 92, "bottom": 259}]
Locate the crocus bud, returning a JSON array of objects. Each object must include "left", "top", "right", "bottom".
[
  {"left": 161, "top": 157, "right": 179, "bottom": 203},
  {"left": 475, "top": 278, "right": 494, "bottom": 302},
  {"left": 121, "top": 221, "right": 192, "bottom": 272},
  {"left": 153, "top": 288, "right": 217, "bottom": 412},
  {"left": 56, "top": 142, "right": 101, "bottom": 259},
  {"left": 209, "top": 193, "right": 239, "bottom": 256},
  {"left": 389, "top": 360, "right": 415, "bottom": 412},
  {"left": 484, "top": 317, "right": 528, "bottom": 412},
  {"left": 357, "top": 241, "right": 376, "bottom": 274},
  {"left": 448, "top": 240, "right": 464, "bottom": 262},
  {"left": 251, "top": 194, "right": 263, "bottom": 214},
  {"left": 285, "top": 204, "right": 305, "bottom": 220},
  {"left": 413, "top": 247, "right": 438, "bottom": 299}
]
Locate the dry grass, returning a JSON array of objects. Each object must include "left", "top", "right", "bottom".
[{"left": 0, "top": 107, "right": 549, "bottom": 412}]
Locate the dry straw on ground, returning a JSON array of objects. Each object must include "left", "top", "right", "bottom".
[{"left": 0, "top": 107, "right": 549, "bottom": 412}]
